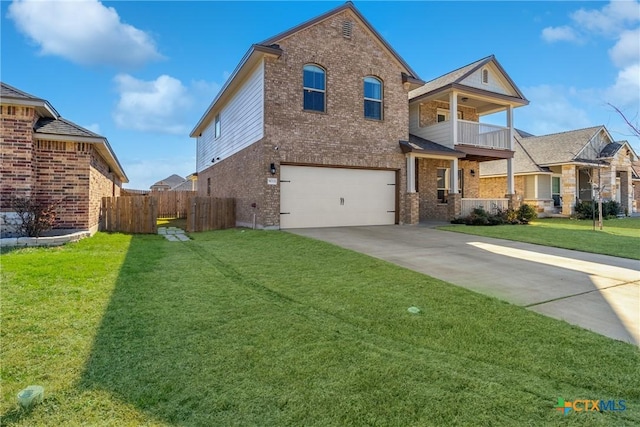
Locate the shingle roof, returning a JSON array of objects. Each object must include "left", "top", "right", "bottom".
[
  {"left": 409, "top": 56, "right": 491, "bottom": 99},
  {"left": 479, "top": 137, "right": 547, "bottom": 176},
  {"left": 152, "top": 174, "right": 186, "bottom": 188},
  {"left": 1, "top": 82, "right": 40, "bottom": 100},
  {"left": 171, "top": 179, "right": 195, "bottom": 191},
  {"left": 519, "top": 126, "right": 603, "bottom": 165},
  {"left": 399, "top": 134, "right": 466, "bottom": 157},
  {"left": 34, "top": 117, "right": 102, "bottom": 138}
]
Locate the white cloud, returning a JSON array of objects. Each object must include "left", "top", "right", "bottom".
[
  {"left": 519, "top": 85, "right": 592, "bottom": 135},
  {"left": 541, "top": 26, "right": 580, "bottom": 43},
  {"left": 7, "top": 0, "right": 162, "bottom": 68},
  {"left": 113, "top": 74, "right": 221, "bottom": 135},
  {"left": 571, "top": 1, "right": 640, "bottom": 36},
  {"left": 609, "top": 28, "right": 640, "bottom": 67},
  {"left": 605, "top": 63, "right": 640, "bottom": 108}
]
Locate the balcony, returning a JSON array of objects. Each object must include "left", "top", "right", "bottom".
[{"left": 420, "top": 120, "right": 510, "bottom": 150}]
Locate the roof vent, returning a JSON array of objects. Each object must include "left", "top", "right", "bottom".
[{"left": 342, "top": 21, "right": 353, "bottom": 39}]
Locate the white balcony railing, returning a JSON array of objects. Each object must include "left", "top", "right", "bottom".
[
  {"left": 419, "top": 120, "right": 511, "bottom": 150},
  {"left": 461, "top": 198, "right": 509, "bottom": 217}
]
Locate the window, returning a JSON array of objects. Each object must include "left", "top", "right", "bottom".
[
  {"left": 436, "top": 109, "right": 463, "bottom": 123},
  {"left": 364, "top": 76, "right": 382, "bottom": 120},
  {"left": 437, "top": 168, "right": 449, "bottom": 203},
  {"left": 482, "top": 68, "right": 489, "bottom": 84},
  {"left": 458, "top": 169, "right": 464, "bottom": 198},
  {"left": 303, "top": 65, "right": 326, "bottom": 112},
  {"left": 552, "top": 176, "right": 561, "bottom": 207},
  {"left": 214, "top": 114, "right": 221, "bottom": 138},
  {"left": 207, "top": 177, "right": 211, "bottom": 196}
]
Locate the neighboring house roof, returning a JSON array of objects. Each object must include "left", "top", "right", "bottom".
[
  {"left": 480, "top": 138, "right": 548, "bottom": 176},
  {"left": 2, "top": 81, "right": 129, "bottom": 183},
  {"left": 519, "top": 126, "right": 605, "bottom": 165},
  {"left": 400, "top": 134, "right": 466, "bottom": 158},
  {"left": 151, "top": 174, "right": 186, "bottom": 189},
  {"left": 190, "top": 1, "right": 423, "bottom": 137},
  {"left": 1, "top": 81, "right": 58, "bottom": 118},
  {"left": 170, "top": 179, "right": 196, "bottom": 191},
  {"left": 479, "top": 125, "right": 639, "bottom": 178},
  {"left": 34, "top": 117, "right": 102, "bottom": 138},
  {"left": 515, "top": 128, "right": 535, "bottom": 138},
  {"left": 409, "top": 55, "right": 529, "bottom": 106}
]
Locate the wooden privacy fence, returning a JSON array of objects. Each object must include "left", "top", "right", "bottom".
[
  {"left": 152, "top": 191, "right": 197, "bottom": 218},
  {"left": 187, "top": 197, "right": 235, "bottom": 232},
  {"left": 101, "top": 195, "right": 235, "bottom": 234},
  {"left": 101, "top": 196, "right": 158, "bottom": 234}
]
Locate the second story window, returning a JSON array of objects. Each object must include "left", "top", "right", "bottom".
[
  {"left": 364, "top": 76, "right": 382, "bottom": 120},
  {"left": 214, "top": 114, "right": 221, "bottom": 138},
  {"left": 303, "top": 64, "right": 325, "bottom": 112}
]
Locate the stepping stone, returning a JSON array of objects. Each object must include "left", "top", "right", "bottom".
[
  {"left": 165, "top": 235, "right": 179, "bottom": 242},
  {"left": 176, "top": 234, "right": 190, "bottom": 241}
]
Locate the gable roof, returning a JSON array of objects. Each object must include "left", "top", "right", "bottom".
[
  {"left": 260, "top": 2, "right": 421, "bottom": 80},
  {"left": 1, "top": 81, "right": 58, "bottom": 118},
  {"left": 152, "top": 174, "right": 186, "bottom": 188},
  {"left": 519, "top": 126, "right": 605, "bottom": 165},
  {"left": 409, "top": 55, "right": 528, "bottom": 106},
  {"left": 190, "top": 2, "right": 422, "bottom": 137},
  {"left": 480, "top": 137, "right": 548, "bottom": 176},
  {"left": 34, "top": 117, "right": 102, "bottom": 138}
]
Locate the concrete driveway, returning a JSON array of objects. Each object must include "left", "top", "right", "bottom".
[{"left": 288, "top": 225, "right": 640, "bottom": 345}]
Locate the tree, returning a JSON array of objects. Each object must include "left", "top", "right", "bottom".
[{"left": 607, "top": 103, "right": 640, "bottom": 138}]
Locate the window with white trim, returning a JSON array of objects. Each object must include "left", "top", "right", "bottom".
[
  {"left": 214, "top": 114, "right": 221, "bottom": 138},
  {"left": 436, "top": 108, "right": 463, "bottom": 123},
  {"left": 437, "top": 168, "right": 449, "bottom": 203},
  {"left": 363, "top": 76, "right": 382, "bottom": 120},
  {"left": 303, "top": 64, "right": 326, "bottom": 112}
]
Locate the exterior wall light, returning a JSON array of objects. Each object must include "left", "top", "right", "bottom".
[{"left": 270, "top": 163, "right": 277, "bottom": 175}]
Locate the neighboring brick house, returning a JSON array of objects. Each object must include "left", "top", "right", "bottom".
[
  {"left": 1, "top": 82, "right": 128, "bottom": 235},
  {"left": 191, "top": 2, "right": 528, "bottom": 228},
  {"left": 480, "top": 126, "right": 638, "bottom": 216}
]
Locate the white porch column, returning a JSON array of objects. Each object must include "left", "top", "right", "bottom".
[
  {"left": 406, "top": 154, "right": 416, "bottom": 193},
  {"left": 450, "top": 91, "right": 458, "bottom": 145},
  {"left": 506, "top": 105, "right": 515, "bottom": 195},
  {"left": 451, "top": 157, "right": 459, "bottom": 193}
]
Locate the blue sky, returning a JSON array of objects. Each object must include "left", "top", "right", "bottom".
[{"left": 2, "top": 0, "right": 639, "bottom": 190}]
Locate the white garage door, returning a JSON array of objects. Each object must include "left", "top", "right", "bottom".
[{"left": 280, "top": 165, "right": 396, "bottom": 229}]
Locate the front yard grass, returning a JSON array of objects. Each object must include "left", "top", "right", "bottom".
[
  {"left": 439, "top": 217, "right": 640, "bottom": 260},
  {"left": 2, "top": 230, "right": 639, "bottom": 426}
]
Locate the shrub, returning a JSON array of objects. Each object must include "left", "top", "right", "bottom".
[
  {"left": 574, "top": 200, "right": 621, "bottom": 220},
  {"left": 11, "top": 197, "right": 59, "bottom": 237},
  {"left": 516, "top": 204, "right": 537, "bottom": 224}
]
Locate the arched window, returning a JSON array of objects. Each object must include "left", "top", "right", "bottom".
[
  {"left": 364, "top": 76, "right": 382, "bottom": 120},
  {"left": 303, "top": 65, "right": 326, "bottom": 112}
]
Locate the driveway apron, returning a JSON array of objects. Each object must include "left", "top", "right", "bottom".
[{"left": 287, "top": 225, "right": 640, "bottom": 346}]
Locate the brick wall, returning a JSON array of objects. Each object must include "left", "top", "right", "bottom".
[
  {"left": 33, "top": 139, "right": 91, "bottom": 229},
  {"left": 418, "top": 101, "right": 479, "bottom": 127},
  {"left": 197, "top": 143, "right": 265, "bottom": 228},
  {"left": 90, "top": 147, "right": 121, "bottom": 232},
  {"left": 479, "top": 176, "right": 525, "bottom": 198},
  {"left": 261, "top": 9, "right": 411, "bottom": 227},
  {"left": 0, "top": 104, "right": 36, "bottom": 209}
]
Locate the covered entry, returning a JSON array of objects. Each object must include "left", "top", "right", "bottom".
[{"left": 279, "top": 165, "right": 396, "bottom": 228}]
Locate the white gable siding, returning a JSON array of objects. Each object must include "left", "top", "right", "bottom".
[
  {"left": 196, "top": 62, "right": 264, "bottom": 172},
  {"left": 460, "top": 65, "right": 514, "bottom": 97}
]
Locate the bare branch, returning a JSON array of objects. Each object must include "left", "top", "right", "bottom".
[{"left": 607, "top": 102, "right": 640, "bottom": 138}]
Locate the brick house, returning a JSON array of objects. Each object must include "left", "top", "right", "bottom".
[
  {"left": 480, "top": 126, "right": 638, "bottom": 216},
  {"left": 191, "top": 2, "right": 528, "bottom": 228},
  {"left": 1, "top": 82, "right": 128, "bottom": 235}
]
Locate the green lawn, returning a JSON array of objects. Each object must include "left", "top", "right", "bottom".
[
  {"left": 2, "top": 230, "right": 639, "bottom": 426},
  {"left": 439, "top": 217, "right": 640, "bottom": 260}
]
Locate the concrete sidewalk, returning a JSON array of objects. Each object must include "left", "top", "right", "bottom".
[{"left": 288, "top": 225, "right": 640, "bottom": 345}]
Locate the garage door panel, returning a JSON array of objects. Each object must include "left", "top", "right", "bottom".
[{"left": 280, "top": 166, "right": 396, "bottom": 229}]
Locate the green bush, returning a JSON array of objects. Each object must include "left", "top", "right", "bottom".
[
  {"left": 452, "top": 206, "right": 528, "bottom": 226},
  {"left": 517, "top": 204, "right": 537, "bottom": 224},
  {"left": 574, "top": 200, "right": 621, "bottom": 220}
]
